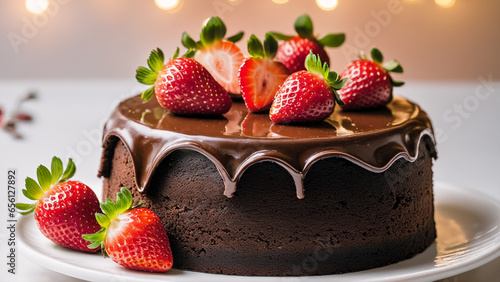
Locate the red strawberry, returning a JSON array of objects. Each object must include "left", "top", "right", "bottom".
[
  {"left": 270, "top": 51, "right": 347, "bottom": 124},
  {"left": 16, "top": 157, "right": 101, "bottom": 252},
  {"left": 83, "top": 188, "right": 173, "bottom": 272},
  {"left": 272, "top": 14, "right": 345, "bottom": 73},
  {"left": 338, "top": 48, "right": 404, "bottom": 110},
  {"left": 182, "top": 17, "right": 244, "bottom": 95},
  {"left": 136, "top": 48, "right": 232, "bottom": 115},
  {"left": 239, "top": 33, "right": 290, "bottom": 112}
]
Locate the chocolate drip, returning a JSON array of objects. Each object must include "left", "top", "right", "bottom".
[{"left": 100, "top": 95, "right": 436, "bottom": 199}]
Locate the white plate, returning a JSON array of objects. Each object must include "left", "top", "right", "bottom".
[{"left": 18, "top": 182, "right": 500, "bottom": 282}]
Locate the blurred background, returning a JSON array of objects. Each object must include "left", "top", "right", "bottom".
[{"left": 1, "top": 0, "right": 499, "bottom": 81}]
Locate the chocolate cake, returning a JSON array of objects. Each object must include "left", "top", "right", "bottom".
[{"left": 98, "top": 95, "right": 437, "bottom": 276}]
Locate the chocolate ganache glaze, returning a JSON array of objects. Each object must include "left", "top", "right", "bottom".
[{"left": 100, "top": 94, "right": 436, "bottom": 199}]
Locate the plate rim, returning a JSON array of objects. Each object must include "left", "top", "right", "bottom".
[{"left": 17, "top": 181, "right": 500, "bottom": 282}]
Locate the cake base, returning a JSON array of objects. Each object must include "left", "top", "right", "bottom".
[{"left": 100, "top": 136, "right": 436, "bottom": 276}]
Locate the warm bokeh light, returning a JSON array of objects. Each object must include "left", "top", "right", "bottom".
[
  {"left": 272, "top": 0, "right": 289, "bottom": 4},
  {"left": 316, "top": 0, "right": 339, "bottom": 11},
  {"left": 155, "top": 0, "right": 180, "bottom": 10},
  {"left": 26, "top": 0, "right": 48, "bottom": 14},
  {"left": 435, "top": 0, "right": 456, "bottom": 8},
  {"left": 403, "top": 0, "right": 423, "bottom": 4}
]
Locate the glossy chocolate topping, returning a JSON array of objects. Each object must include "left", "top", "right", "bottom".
[{"left": 101, "top": 95, "right": 436, "bottom": 199}]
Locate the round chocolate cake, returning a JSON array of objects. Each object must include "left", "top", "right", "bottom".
[{"left": 98, "top": 95, "right": 437, "bottom": 276}]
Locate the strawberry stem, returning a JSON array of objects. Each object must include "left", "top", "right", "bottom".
[
  {"left": 295, "top": 14, "right": 314, "bottom": 38},
  {"left": 304, "top": 51, "right": 346, "bottom": 106},
  {"left": 271, "top": 14, "right": 345, "bottom": 48},
  {"left": 247, "top": 33, "right": 279, "bottom": 60},
  {"left": 263, "top": 33, "right": 278, "bottom": 59},
  {"left": 182, "top": 16, "right": 244, "bottom": 50},
  {"left": 82, "top": 187, "right": 137, "bottom": 250},
  {"left": 136, "top": 48, "right": 166, "bottom": 102},
  {"left": 200, "top": 17, "right": 227, "bottom": 46},
  {"left": 247, "top": 34, "right": 265, "bottom": 59},
  {"left": 60, "top": 158, "right": 76, "bottom": 182},
  {"left": 227, "top": 31, "right": 244, "bottom": 43},
  {"left": 318, "top": 33, "right": 345, "bottom": 48},
  {"left": 16, "top": 157, "right": 76, "bottom": 214},
  {"left": 371, "top": 48, "right": 405, "bottom": 87}
]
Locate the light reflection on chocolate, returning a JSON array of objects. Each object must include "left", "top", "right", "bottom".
[{"left": 102, "top": 95, "right": 436, "bottom": 199}]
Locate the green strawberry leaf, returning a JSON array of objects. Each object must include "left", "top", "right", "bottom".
[
  {"left": 263, "top": 33, "right": 278, "bottom": 59},
  {"left": 131, "top": 199, "right": 143, "bottom": 209},
  {"left": 95, "top": 213, "right": 110, "bottom": 228},
  {"left": 60, "top": 158, "right": 75, "bottom": 183},
  {"left": 318, "top": 33, "right": 345, "bottom": 48},
  {"left": 182, "top": 32, "right": 199, "bottom": 49},
  {"left": 141, "top": 87, "right": 155, "bottom": 102},
  {"left": 227, "top": 31, "right": 244, "bottom": 43},
  {"left": 392, "top": 80, "right": 405, "bottom": 87},
  {"left": 18, "top": 207, "right": 36, "bottom": 215},
  {"left": 147, "top": 48, "right": 165, "bottom": 73},
  {"left": 268, "top": 32, "right": 293, "bottom": 41},
  {"left": 83, "top": 187, "right": 137, "bottom": 251},
  {"left": 326, "top": 71, "right": 338, "bottom": 84},
  {"left": 17, "top": 157, "right": 79, "bottom": 216},
  {"left": 116, "top": 187, "right": 133, "bottom": 214},
  {"left": 136, "top": 48, "right": 165, "bottom": 90},
  {"left": 50, "top": 157, "right": 63, "bottom": 184},
  {"left": 182, "top": 48, "right": 196, "bottom": 58},
  {"left": 387, "top": 74, "right": 405, "bottom": 87},
  {"left": 22, "top": 188, "right": 38, "bottom": 201},
  {"left": 332, "top": 77, "right": 349, "bottom": 89},
  {"left": 15, "top": 202, "right": 36, "bottom": 210},
  {"left": 85, "top": 238, "right": 103, "bottom": 250},
  {"left": 333, "top": 89, "right": 345, "bottom": 106},
  {"left": 172, "top": 47, "right": 180, "bottom": 60},
  {"left": 36, "top": 165, "right": 52, "bottom": 191},
  {"left": 136, "top": 67, "right": 157, "bottom": 85},
  {"left": 100, "top": 198, "right": 118, "bottom": 220},
  {"left": 305, "top": 50, "right": 329, "bottom": 78},
  {"left": 371, "top": 48, "right": 384, "bottom": 64},
  {"left": 16, "top": 203, "right": 37, "bottom": 215},
  {"left": 295, "top": 14, "right": 313, "bottom": 38},
  {"left": 305, "top": 51, "right": 346, "bottom": 106},
  {"left": 384, "top": 60, "right": 403, "bottom": 73},
  {"left": 23, "top": 177, "right": 43, "bottom": 200},
  {"left": 82, "top": 228, "right": 107, "bottom": 249},
  {"left": 247, "top": 34, "right": 264, "bottom": 58},
  {"left": 200, "top": 17, "right": 227, "bottom": 46}
]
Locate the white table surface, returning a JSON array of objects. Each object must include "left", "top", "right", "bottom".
[{"left": 0, "top": 79, "right": 499, "bottom": 281}]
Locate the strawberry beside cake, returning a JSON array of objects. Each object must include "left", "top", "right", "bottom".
[{"left": 98, "top": 15, "right": 437, "bottom": 276}]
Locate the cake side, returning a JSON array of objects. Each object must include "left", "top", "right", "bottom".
[{"left": 100, "top": 137, "right": 436, "bottom": 275}]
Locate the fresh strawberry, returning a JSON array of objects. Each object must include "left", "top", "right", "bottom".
[
  {"left": 239, "top": 33, "right": 290, "bottom": 112},
  {"left": 136, "top": 48, "right": 232, "bottom": 115},
  {"left": 182, "top": 16, "right": 245, "bottom": 95},
  {"left": 338, "top": 48, "right": 404, "bottom": 110},
  {"left": 271, "top": 14, "right": 345, "bottom": 73},
  {"left": 269, "top": 51, "right": 347, "bottom": 124},
  {"left": 83, "top": 188, "right": 173, "bottom": 272},
  {"left": 16, "top": 157, "right": 101, "bottom": 252}
]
